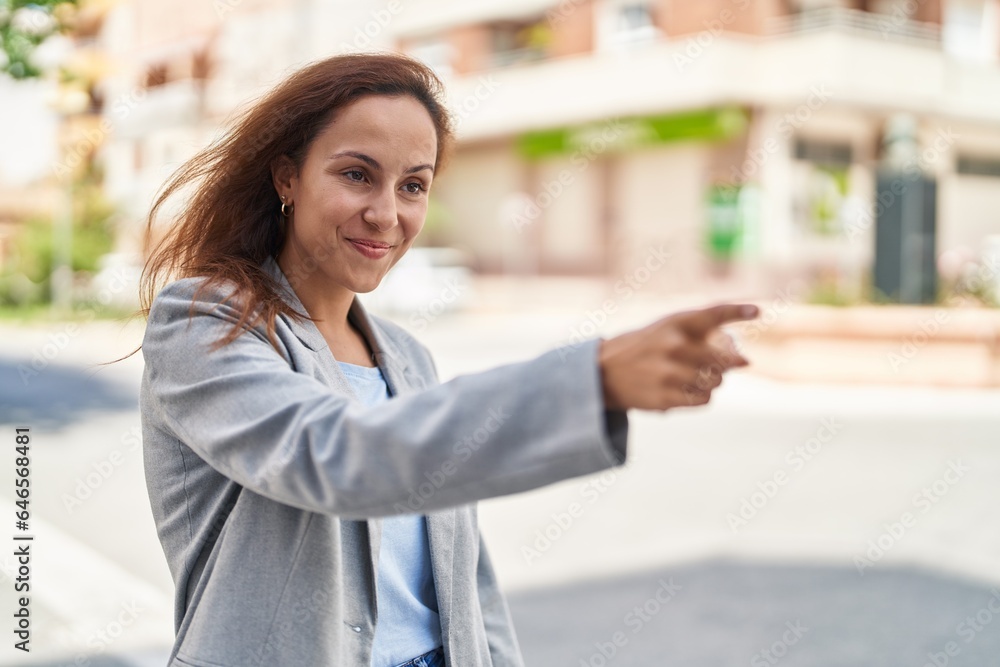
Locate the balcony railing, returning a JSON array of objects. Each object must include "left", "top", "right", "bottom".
[
  {"left": 766, "top": 6, "right": 941, "bottom": 47},
  {"left": 490, "top": 46, "right": 548, "bottom": 68}
]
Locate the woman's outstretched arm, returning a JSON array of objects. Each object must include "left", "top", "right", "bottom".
[{"left": 141, "top": 277, "right": 629, "bottom": 519}]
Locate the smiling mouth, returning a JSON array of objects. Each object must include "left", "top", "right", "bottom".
[
  {"left": 347, "top": 238, "right": 393, "bottom": 260},
  {"left": 347, "top": 238, "right": 393, "bottom": 249}
]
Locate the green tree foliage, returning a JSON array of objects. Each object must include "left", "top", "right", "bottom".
[
  {"left": 0, "top": 163, "right": 115, "bottom": 305},
  {"left": 1, "top": 0, "right": 77, "bottom": 80}
]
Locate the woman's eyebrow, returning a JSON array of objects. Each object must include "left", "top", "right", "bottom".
[
  {"left": 327, "top": 150, "right": 434, "bottom": 175},
  {"left": 328, "top": 150, "right": 380, "bottom": 170}
]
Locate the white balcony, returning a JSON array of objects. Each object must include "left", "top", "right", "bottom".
[
  {"left": 109, "top": 78, "right": 204, "bottom": 141},
  {"left": 444, "top": 19, "right": 1000, "bottom": 142}
]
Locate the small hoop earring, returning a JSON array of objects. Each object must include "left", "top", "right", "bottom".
[{"left": 280, "top": 199, "right": 293, "bottom": 217}]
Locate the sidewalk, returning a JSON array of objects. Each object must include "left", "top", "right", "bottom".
[
  {"left": 2, "top": 280, "right": 1000, "bottom": 665},
  {"left": 393, "top": 273, "right": 1000, "bottom": 387}
]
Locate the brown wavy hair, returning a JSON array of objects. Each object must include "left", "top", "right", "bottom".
[{"left": 107, "top": 51, "right": 454, "bottom": 364}]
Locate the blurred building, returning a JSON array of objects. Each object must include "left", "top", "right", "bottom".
[
  {"left": 0, "top": 77, "right": 60, "bottom": 272},
  {"left": 0, "top": 1, "right": 118, "bottom": 305},
  {"left": 96, "top": 0, "right": 1000, "bottom": 296}
]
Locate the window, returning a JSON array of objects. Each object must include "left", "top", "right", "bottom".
[
  {"left": 489, "top": 17, "right": 551, "bottom": 67},
  {"left": 601, "top": 0, "right": 659, "bottom": 49},
  {"left": 957, "top": 155, "right": 1000, "bottom": 177},
  {"left": 408, "top": 39, "right": 454, "bottom": 78},
  {"left": 794, "top": 139, "right": 853, "bottom": 167},
  {"left": 791, "top": 0, "right": 851, "bottom": 12},
  {"left": 144, "top": 63, "right": 167, "bottom": 89},
  {"left": 618, "top": 2, "right": 654, "bottom": 32},
  {"left": 943, "top": 0, "right": 999, "bottom": 62},
  {"left": 792, "top": 139, "right": 856, "bottom": 235}
]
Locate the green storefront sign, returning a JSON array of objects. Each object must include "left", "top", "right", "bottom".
[
  {"left": 706, "top": 184, "right": 742, "bottom": 260},
  {"left": 516, "top": 107, "right": 748, "bottom": 160}
]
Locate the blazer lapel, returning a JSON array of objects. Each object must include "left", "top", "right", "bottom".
[
  {"left": 260, "top": 254, "right": 457, "bottom": 632},
  {"left": 426, "top": 508, "right": 457, "bottom": 651}
]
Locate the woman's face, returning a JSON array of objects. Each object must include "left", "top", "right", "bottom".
[{"left": 274, "top": 94, "right": 438, "bottom": 295}]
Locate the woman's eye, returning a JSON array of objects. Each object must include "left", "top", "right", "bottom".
[
  {"left": 344, "top": 170, "right": 366, "bottom": 182},
  {"left": 403, "top": 182, "right": 426, "bottom": 194}
]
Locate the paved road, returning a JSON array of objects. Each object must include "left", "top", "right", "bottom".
[
  {"left": 508, "top": 560, "right": 1000, "bottom": 667},
  {"left": 1, "top": 301, "right": 999, "bottom": 666}
]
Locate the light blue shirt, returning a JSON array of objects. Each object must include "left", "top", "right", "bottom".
[{"left": 335, "top": 360, "right": 443, "bottom": 667}]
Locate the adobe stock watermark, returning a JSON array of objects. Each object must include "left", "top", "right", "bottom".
[
  {"left": 844, "top": 126, "right": 959, "bottom": 243},
  {"left": 921, "top": 589, "right": 1000, "bottom": 667},
  {"left": 213, "top": 0, "right": 243, "bottom": 19},
  {"left": 876, "top": 0, "right": 929, "bottom": 38},
  {"left": 256, "top": 581, "right": 338, "bottom": 657},
  {"left": 577, "top": 578, "right": 682, "bottom": 667},
  {"left": 392, "top": 406, "right": 511, "bottom": 513},
  {"left": 337, "top": 1, "right": 403, "bottom": 52},
  {"left": 408, "top": 277, "right": 468, "bottom": 332},
  {"left": 216, "top": 105, "right": 300, "bottom": 193},
  {"left": 17, "top": 265, "right": 136, "bottom": 385},
  {"left": 53, "top": 84, "right": 147, "bottom": 178},
  {"left": 452, "top": 75, "right": 502, "bottom": 130},
  {"left": 886, "top": 309, "right": 951, "bottom": 373},
  {"left": 556, "top": 242, "right": 672, "bottom": 362},
  {"left": 10, "top": 5, "right": 57, "bottom": 34},
  {"left": 521, "top": 468, "right": 621, "bottom": 565},
  {"left": 854, "top": 459, "right": 970, "bottom": 575},
  {"left": 886, "top": 254, "right": 1000, "bottom": 372},
  {"left": 547, "top": 0, "right": 587, "bottom": 26},
  {"left": 62, "top": 425, "right": 143, "bottom": 513},
  {"left": 77, "top": 600, "right": 144, "bottom": 660},
  {"left": 250, "top": 404, "right": 509, "bottom": 513},
  {"left": 0, "top": 554, "right": 14, "bottom": 586},
  {"left": 955, "top": 255, "right": 1000, "bottom": 302},
  {"left": 730, "top": 86, "right": 833, "bottom": 185},
  {"left": 673, "top": 0, "right": 752, "bottom": 72},
  {"left": 727, "top": 417, "right": 844, "bottom": 533},
  {"left": 750, "top": 620, "right": 809, "bottom": 667},
  {"left": 678, "top": 280, "right": 808, "bottom": 406},
  {"left": 282, "top": 226, "right": 351, "bottom": 291},
  {"left": 508, "top": 118, "right": 626, "bottom": 233},
  {"left": 736, "top": 278, "right": 807, "bottom": 346}
]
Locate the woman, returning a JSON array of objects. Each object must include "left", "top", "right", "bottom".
[{"left": 136, "top": 52, "right": 757, "bottom": 667}]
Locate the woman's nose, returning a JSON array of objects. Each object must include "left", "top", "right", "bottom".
[{"left": 363, "top": 186, "right": 398, "bottom": 231}]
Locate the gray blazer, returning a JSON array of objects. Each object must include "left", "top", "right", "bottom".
[{"left": 139, "top": 254, "right": 630, "bottom": 667}]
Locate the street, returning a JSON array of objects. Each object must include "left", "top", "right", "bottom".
[{"left": 1, "top": 295, "right": 999, "bottom": 666}]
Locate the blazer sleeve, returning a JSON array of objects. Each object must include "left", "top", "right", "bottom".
[{"left": 140, "top": 278, "right": 630, "bottom": 519}]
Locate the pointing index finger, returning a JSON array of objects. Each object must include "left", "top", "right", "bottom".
[{"left": 674, "top": 303, "right": 760, "bottom": 339}]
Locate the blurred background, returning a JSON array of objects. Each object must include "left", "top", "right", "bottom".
[{"left": 1, "top": 0, "right": 1000, "bottom": 665}]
